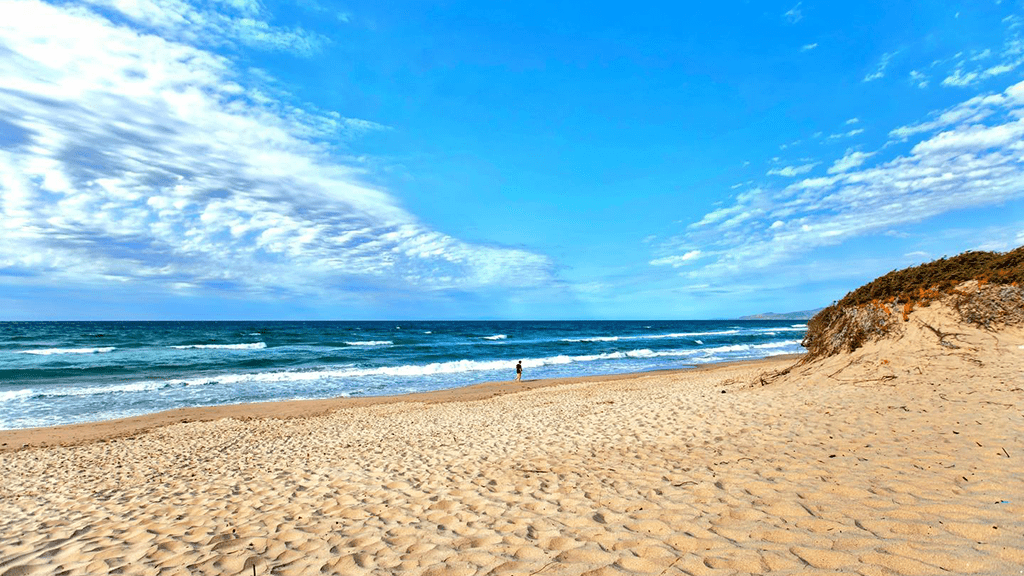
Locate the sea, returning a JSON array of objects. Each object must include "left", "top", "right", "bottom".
[{"left": 0, "top": 320, "right": 807, "bottom": 430}]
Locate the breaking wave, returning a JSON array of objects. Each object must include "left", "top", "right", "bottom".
[
  {"left": 160, "top": 340, "right": 802, "bottom": 388},
  {"left": 171, "top": 343, "right": 267, "bottom": 350},
  {"left": 21, "top": 347, "right": 116, "bottom": 355},
  {"left": 562, "top": 329, "right": 742, "bottom": 343}
]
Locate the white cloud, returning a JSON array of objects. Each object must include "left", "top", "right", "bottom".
[
  {"left": 889, "top": 89, "right": 1016, "bottom": 140},
  {"left": 984, "top": 62, "right": 1017, "bottom": 76},
  {"left": 909, "top": 70, "right": 929, "bottom": 89},
  {"left": 864, "top": 51, "right": 897, "bottom": 82},
  {"left": 910, "top": 119, "right": 1024, "bottom": 155},
  {"left": 767, "top": 163, "right": 818, "bottom": 177},
  {"left": 82, "top": 0, "right": 327, "bottom": 55},
  {"left": 0, "top": 0, "right": 552, "bottom": 298},
  {"left": 655, "top": 80, "right": 1024, "bottom": 281},
  {"left": 934, "top": 16, "right": 1024, "bottom": 88},
  {"left": 827, "top": 128, "right": 864, "bottom": 140},
  {"left": 827, "top": 150, "right": 875, "bottom": 174},
  {"left": 784, "top": 2, "right": 802, "bottom": 23},
  {"left": 650, "top": 250, "right": 702, "bottom": 267},
  {"left": 801, "top": 43, "right": 818, "bottom": 52},
  {"left": 690, "top": 205, "right": 746, "bottom": 227},
  {"left": 942, "top": 68, "right": 981, "bottom": 87},
  {"left": 971, "top": 49, "right": 993, "bottom": 62},
  {"left": 845, "top": 117, "right": 860, "bottom": 125}
]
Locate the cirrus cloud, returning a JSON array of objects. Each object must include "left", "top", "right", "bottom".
[
  {"left": 767, "top": 163, "right": 819, "bottom": 177},
  {"left": 0, "top": 0, "right": 553, "bottom": 301},
  {"left": 650, "top": 250, "right": 702, "bottom": 267},
  {"left": 653, "top": 80, "right": 1024, "bottom": 281},
  {"left": 827, "top": 149, "right": 875, "bottom": 174}
]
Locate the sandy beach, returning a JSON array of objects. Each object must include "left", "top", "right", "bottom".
[
  {"left": 1, "top": 305, "right": 1022, "bottom": 575},
  {"left": 4, "top": 0, "right": 1024, "bottom": 572}
]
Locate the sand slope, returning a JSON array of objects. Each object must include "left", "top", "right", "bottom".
[{"left": 1, "top": 307, "right": 1022, "bottom": 575}]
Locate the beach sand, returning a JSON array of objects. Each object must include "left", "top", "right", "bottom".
[{"left": 1, "top": 307, "right": 1022, "bottom": 575}]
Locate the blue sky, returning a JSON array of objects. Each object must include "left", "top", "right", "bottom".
[{"left": 0, "top": 0, "right": 1022, "bottom": 319}]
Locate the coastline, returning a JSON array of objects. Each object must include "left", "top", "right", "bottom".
[
  {"left": 3, "top": 309, "right": 1022, "bottom": 576},
  {"left": 0, "top": 354, "right": 803, "bottom": 452}
]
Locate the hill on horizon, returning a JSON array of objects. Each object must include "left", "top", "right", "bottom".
[{"left": 738, "top": 308, "right": 823, "bottom": 321}]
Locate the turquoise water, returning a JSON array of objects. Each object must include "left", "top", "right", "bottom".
[{"left": 0, "top": 320, "right": 806, "bottom": 429}]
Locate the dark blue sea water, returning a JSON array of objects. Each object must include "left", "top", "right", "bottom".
[{"left": 0, "top": 321, "right": 806, "bottom": 430}]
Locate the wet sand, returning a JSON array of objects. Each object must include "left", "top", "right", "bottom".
[{"left": 0, "top": 357, "right": 800, "bottom": 453}]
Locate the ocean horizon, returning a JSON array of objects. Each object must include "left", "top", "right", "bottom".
[{"left": 0, "top": 320, "right": 806, "bottom": 430}]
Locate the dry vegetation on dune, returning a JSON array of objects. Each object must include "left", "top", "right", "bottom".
[{"left": 802, "top": 246, "right": 1024, "bottom": 360}]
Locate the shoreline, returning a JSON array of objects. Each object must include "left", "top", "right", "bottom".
[
  {"left": 0, "top": 353, "right": 802, "bottom": 452},
  {"left": 4, "top": 303, "right": 1023, "bottom": 576}
]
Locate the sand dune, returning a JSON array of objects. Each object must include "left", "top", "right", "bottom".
[{"left": 1, "top": 303, "right": 1022, "bottom": 575}]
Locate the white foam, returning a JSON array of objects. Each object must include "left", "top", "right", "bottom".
[
  {"left": 645, "top": 330, "right": 741, "bottom": 338},
  {"left": 423, "top": 331, "right": 432, "bottom": 334},
  {"left": 171, "top": 342, "right": 267, "bottom": 350},
  {"left": 21, "top": 347, "right": 115, "bottom": 355},
  {"left": 0, "top": 389, "right": 33, "bottom": 401},
  {"left": 694, "top": 339, "right": 703, "bottom": 345},
  {"left": 18, "top": 380, "right": 170, "bottom": 399},
  {"left": 695, "top": 344, "right": 747, "bottom": 353},
  {"left": 562, "top": 330, "right": 740, "bottom": 343},
  {"left": 791, "top": 324, "right": 808, "bottom": 328},
  {"left": 168, "top": 340, "right": 804, "bottom": 388},
  {"left": 740, "top": 341, "right": 796, "bottom": 350},
  {"left": 483, "top": 334, "right": 507, "bottom": 340},
  {"left": 686, "top": 341, "right": 799, "bottom": 355},
  {"left": 345, "top": 340, "right": 392, "bottom": 346},
  {"left": 21, "top": 339, "right": 806, "bottom": 401}
]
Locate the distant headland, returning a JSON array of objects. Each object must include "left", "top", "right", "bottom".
[{"left": 737, "top": 308, "right": 823, "bottom": 320}]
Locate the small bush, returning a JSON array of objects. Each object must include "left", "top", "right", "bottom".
[{"left": 833, "top": 246, "right": 1024, "bottom": 309}]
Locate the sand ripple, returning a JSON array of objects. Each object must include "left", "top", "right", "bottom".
[{"left": 1, "top": 317, "right": 1022, "bottom": 575}]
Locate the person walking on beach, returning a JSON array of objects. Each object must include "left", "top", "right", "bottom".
[{"left": 515, "top": 361, "right": 522, "bottom": 382}]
